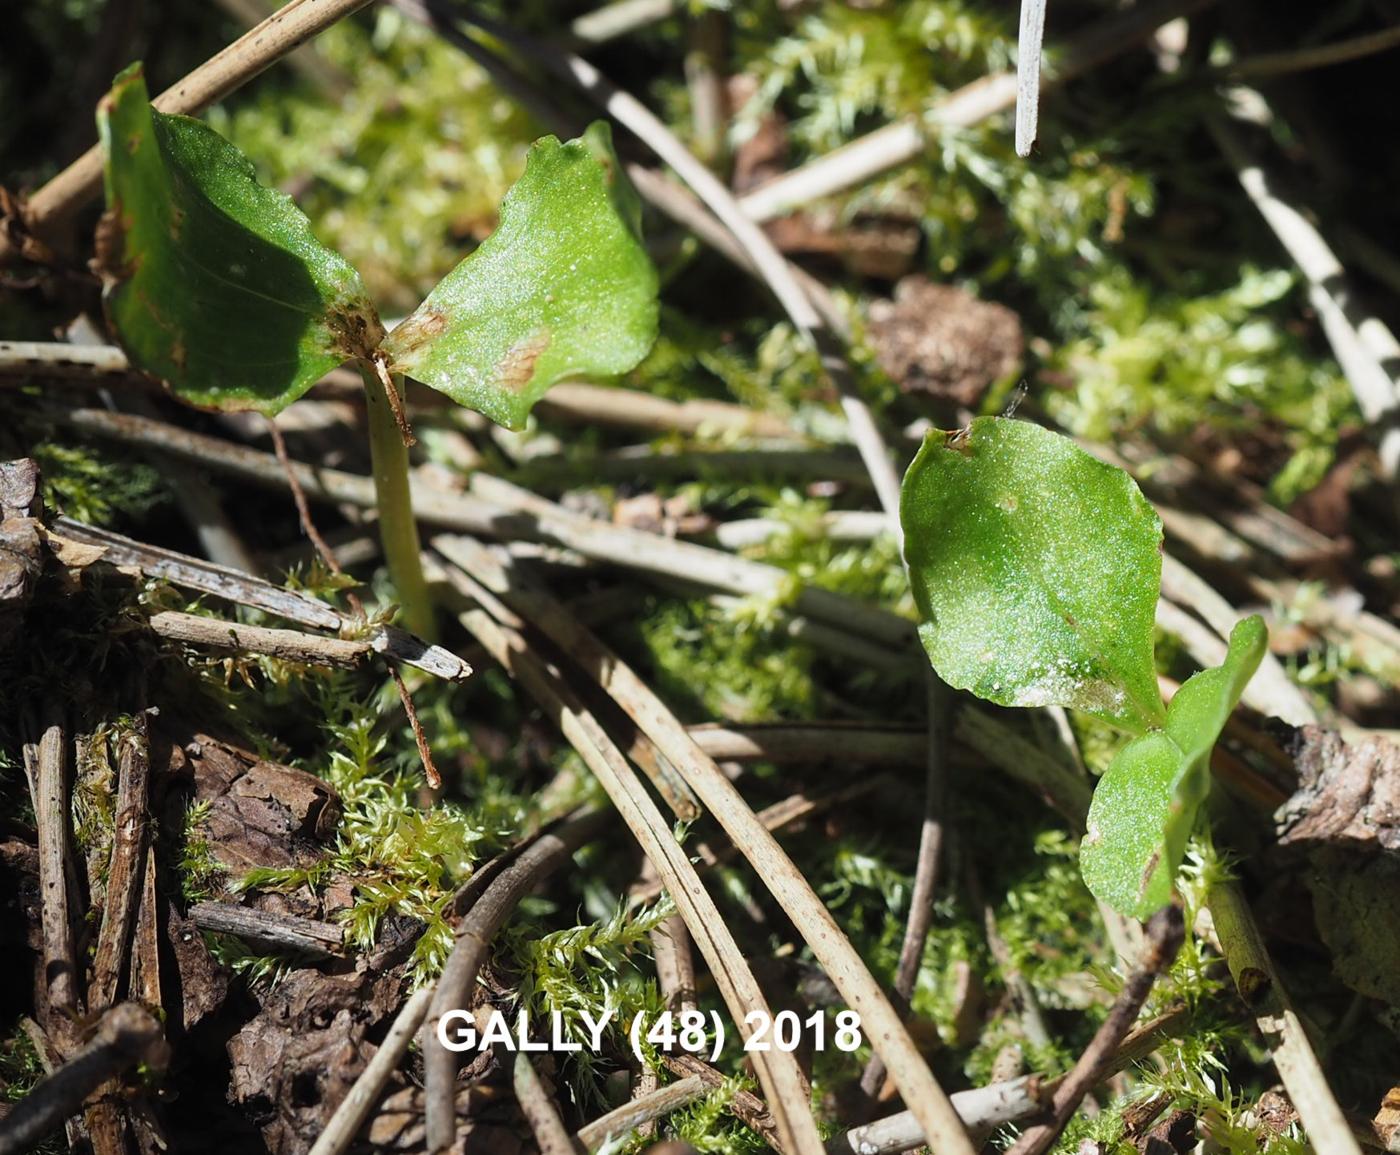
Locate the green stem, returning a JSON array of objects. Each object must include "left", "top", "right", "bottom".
[{"left": 359, "top": 359, "right": 435, "bottom": 641}]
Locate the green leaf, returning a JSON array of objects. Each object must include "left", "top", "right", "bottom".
[
  {"left": 380, "top": 122, "right": 659, "bottom": 431},
  {"left": 1081, "top": 616, "right": 1267, "bottom": 917},
  {"left": 900, "top": 416, "right": 1166, "bottom": 733},
  {"left": 1163, "top": 614, "right": 1268, "bottom": 775},
  {"left": 96, "top": 64, "right": 381, "bottom": 416},
  {"left": 1079, "top": 732, "right": 1183, "bottom": 918}
]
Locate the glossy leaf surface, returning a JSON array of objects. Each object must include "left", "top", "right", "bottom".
[
  {"left": 900, "top": 416, "right": 1166, "bottom": 732},
  {"left": 97, "top": 64, "right": 380, "bottom": 416},
  {"left": 380, "top": 122, "right": 658, "bottom": 431}
]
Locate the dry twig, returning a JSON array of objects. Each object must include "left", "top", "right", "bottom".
[
  {"left": 308, "top": 987, "right": 434, "bottom": 1155},
  {"left": 1180, "top": 64, "right": 1400, "bottom": 476},
  {"left": 568, "top": 0, "right": 677, "bottom": 45},
  {"left": 8, "top": 0, "right": 378, "bottom": 254},
  {"left": 687, "top": 723, "right": 924, "bottom": 766},
  {"left": 1209, "top": 881, "right": 1363, "bottom": 1155},
  {"left": 54, "top": 516, "right": 342, "bottom": 630},
  {"left": 512, "top": 1053, "right": 579, "bottom": 1155},
  {"left": 0, "top": 1004, "right": 166, "bottom": 1155},
  {"left": 660, "top": 1054, "right": 786, "bottom": 1149},
  {"left": 826, "top": 1076, "right": 1047, "bottom": 1154},
  {"left": 1225, "top": 24, "right": 1400, "bottom": 78},
  {"left": 735, "top": 0, "right": 1219, "bottom": 221},
  {"left": 1015, "top": 0, "right": 1048, "bottom": 156},
  {"left": 577, "top": 1075, "right": 708, "bottom": 1151},
  {"left": 32, "top": 714, "right": 80, "bottom": 1038},
  {"left": 860, "top": 674, "right": 949, "bottom": 1098},
  {"left": 188, "top": 902, "right": 345, "bottom": 959},
  {"left": 89, "top": 714, "right": 151, "bottom": 1010},
  {"left": 147, "top": 610, "right": 381, "bottom": 669},
  {"left": 420, "top": 810, "right": 611, "bottom": 1154}
]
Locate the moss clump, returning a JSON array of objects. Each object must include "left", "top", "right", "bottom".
[
  {"left": 31, "top": 440, "right": 168, "bottom": 528},
  {"left": 507, "top": 899, "right": 674, "bottom": 1102},
  {"left": 235, "top": 677, "right": 523, "bottom": 984}
]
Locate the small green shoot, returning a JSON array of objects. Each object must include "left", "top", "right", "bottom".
[
  {"left": 1081, "top": 617, "right": 1265, "bottom": 917},
  {"left": 900, "top": 416, "right": 1266, "bottom": 918},
  {"left": 97, "top": 64, "right": 658, "bottom": 639}
]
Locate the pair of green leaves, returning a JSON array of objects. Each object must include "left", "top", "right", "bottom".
[
  {"left": 901, "top": 417, "right": 1265, "bottom": 918},
  {"left": 96, "top": 64, "right": 658, "bottom": 428}
]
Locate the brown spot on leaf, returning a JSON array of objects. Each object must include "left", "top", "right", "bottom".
[
  {"left": 91, "top": 206, "right": 135, "bottom": 286},
  {"left": 496, "top": 328, "right": 551, "bottom": 394},
  {"left": 1138, "top": 849, "right": 1162, "bottom": 897},
  {"left": 379, "top": 308, "right": 445, "bottom": 360},
  {"left": 171, "top": 339, "right": 187, "bottom": 371}
]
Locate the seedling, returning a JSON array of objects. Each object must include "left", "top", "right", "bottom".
[
  {"left": 900, "top": 416, "right": 1266, "bottom": 918},
  {"left": 95, "top": 64, "right": 658, "bottom": 639}
]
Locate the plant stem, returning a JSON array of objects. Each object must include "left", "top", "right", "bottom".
[
  {"left": 1208, "top": 880, "right": 1363, "bottom": 1155},
  {"left": 359, "top": 360, "right": 435, "bottom": 640}
]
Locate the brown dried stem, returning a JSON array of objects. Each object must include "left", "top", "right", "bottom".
[
  {"left": 308, "top": 987, "right": 434, "bottom": 1155},
  {"left": 31, "top": 713, "right": 80, "bottom": 1040},
  {"left": 1209, "top": 881, "right": 1363, "bottom": 1155},
  {"left": 188, "top": 902, "right": 345, "bottom": 959},
  {"left": 576, "top": 1074, "right": 708, "bottom": 1151},
  {"left": 512, "top": 1053, "right": 579, "bottom": 1155},
  {"left": 421, "top": 809, "right": 611, "bottom": 1154},
  {"left": 860, "top": 673, "right": 949, "bottom": 1098},
  {"left": 436, "top": 565, "right": 826, "bottom": 1155},
  {"left": 89, "top": 713, "right": 151, "bottom": 1011}
]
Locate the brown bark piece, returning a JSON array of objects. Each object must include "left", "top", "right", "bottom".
[
  {"left": 226, "top": 952, "right": 408, "bottom": 1155},
  {"left": 1274, "top": 727, "right": 1400, "bottom": 1006},
  {"left": 867, "top": 275, "right": 1024, "bottom": 409},
  {"left": 1276, "top": 727, "right": 1400, "bottom": 853},
  {"left": 0, "top": 459, "right": 41, "bottom": 519},
  {"left": 164, "top": 902, "right": 228, "bottom": 1033},
  {"left": 183, "top": 734, "right": 341, "bottom": 875},
  {"left": 1371, "top": 1084, "right": 1400, "bottom": 1152},
  {"left": 0, "top": 459, "right": 44, "bottom": 650}
]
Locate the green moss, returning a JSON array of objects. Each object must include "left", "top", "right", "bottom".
[
  {"left": 663, "top": 1078, "right": 774, "bottom": 1155},
  {"left": 507, "top": 899, "right": 674, "bottom": 1100},
  {"left": 1047, "top": 266, "right": 1356, "bottom": 503},
  {"left": 177, "top": 799, "right": 222, "bottom": 904},
  {"left": 32, "top": 440, "right": 169, "bottom": 527},
  {"left": 0, "top": 1024, "right": 45, "bottom": 1102},
  {"left": 235, "top": 677, "right": 521, "bottom": 985},
  {"left": 637, "top": 597, "right": 817, "bottom": 722}
]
